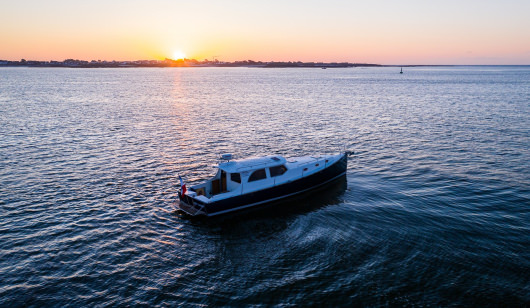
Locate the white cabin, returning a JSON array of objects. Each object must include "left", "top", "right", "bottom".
[{"left": 187, "top": 154, "right": 343, "bottom": 204}]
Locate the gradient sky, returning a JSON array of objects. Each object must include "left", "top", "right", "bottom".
[{"left": 1, "top": 0, "right": 529, "bottom": 64}]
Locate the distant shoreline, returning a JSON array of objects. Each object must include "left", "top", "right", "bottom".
[
  {"left": 0, "top": 58, "right": 386, "bottom": 68},
  {"left": 2, "top": 59, "right": 522, "bottom": 68}
]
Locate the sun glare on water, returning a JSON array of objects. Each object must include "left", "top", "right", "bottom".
[{"left": 173, "top": 51, "right": 186, "bottom": 60}]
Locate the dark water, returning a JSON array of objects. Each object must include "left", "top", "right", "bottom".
[{"left": 1, "top": 66, "right": 529, "bottom": 306}]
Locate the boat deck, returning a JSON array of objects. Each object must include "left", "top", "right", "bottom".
[{"left": 176, "top": 199, "right": 207, "bottom": 216}]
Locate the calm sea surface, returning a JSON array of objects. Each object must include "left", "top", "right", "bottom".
[{"left": 1, "top": 66, "right": 529, "bottom": 306}]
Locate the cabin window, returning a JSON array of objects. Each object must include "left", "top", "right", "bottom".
[
  {"left": 230, "top": 173, "right": 241, "bottom": 183},
  {"left": 248, "top": 169, "right": 267, "bottom": 182},
  {"left": 269, "top": 165, "right": 287, "bottom": 177}
]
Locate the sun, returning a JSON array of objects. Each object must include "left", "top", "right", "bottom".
[{"left": 173, "top": 50, "right": 186, "bottom": 60}]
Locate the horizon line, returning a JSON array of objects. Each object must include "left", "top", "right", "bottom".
[{"left": 1, "top": 58, "right": 529, "bottom": 67}]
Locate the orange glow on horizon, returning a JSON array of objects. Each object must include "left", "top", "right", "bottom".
[{"left": 1, "top": 1, "right": 529, "bottom": 65}]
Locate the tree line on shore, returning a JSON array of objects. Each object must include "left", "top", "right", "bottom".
[{"left": 0, "top": 58, "right": 381, "bottom": 68}]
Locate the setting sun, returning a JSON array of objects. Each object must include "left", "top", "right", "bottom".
[{"left": 173, "top": 50, "right": 186, "bottom": 60}]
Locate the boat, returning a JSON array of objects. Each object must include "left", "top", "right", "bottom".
[
  {"left": 177, "top": 151, "right": 353, "bottom": 217},
  {"left": 400, "top": 67, "right": 403, "bottom": 74}
]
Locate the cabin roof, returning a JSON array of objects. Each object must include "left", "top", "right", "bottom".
[{"left": 218, "top": 155, "right": 287, "bottom": 173}]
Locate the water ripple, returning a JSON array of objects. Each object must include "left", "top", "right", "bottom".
[{"left": 0, "top": 66, "right": 529, "bottom": 306}]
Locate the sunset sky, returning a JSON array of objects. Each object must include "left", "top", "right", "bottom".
[{"left": 1, "top": 0, "right": 529, "bottom": 65}]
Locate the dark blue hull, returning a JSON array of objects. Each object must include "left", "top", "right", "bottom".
[{"left": 179, "top": 153, "right": 348, "bottom": 217}]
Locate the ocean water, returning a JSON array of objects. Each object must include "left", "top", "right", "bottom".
[{"left": 1, "top": 66, "right": 529, "bottom": 306}]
